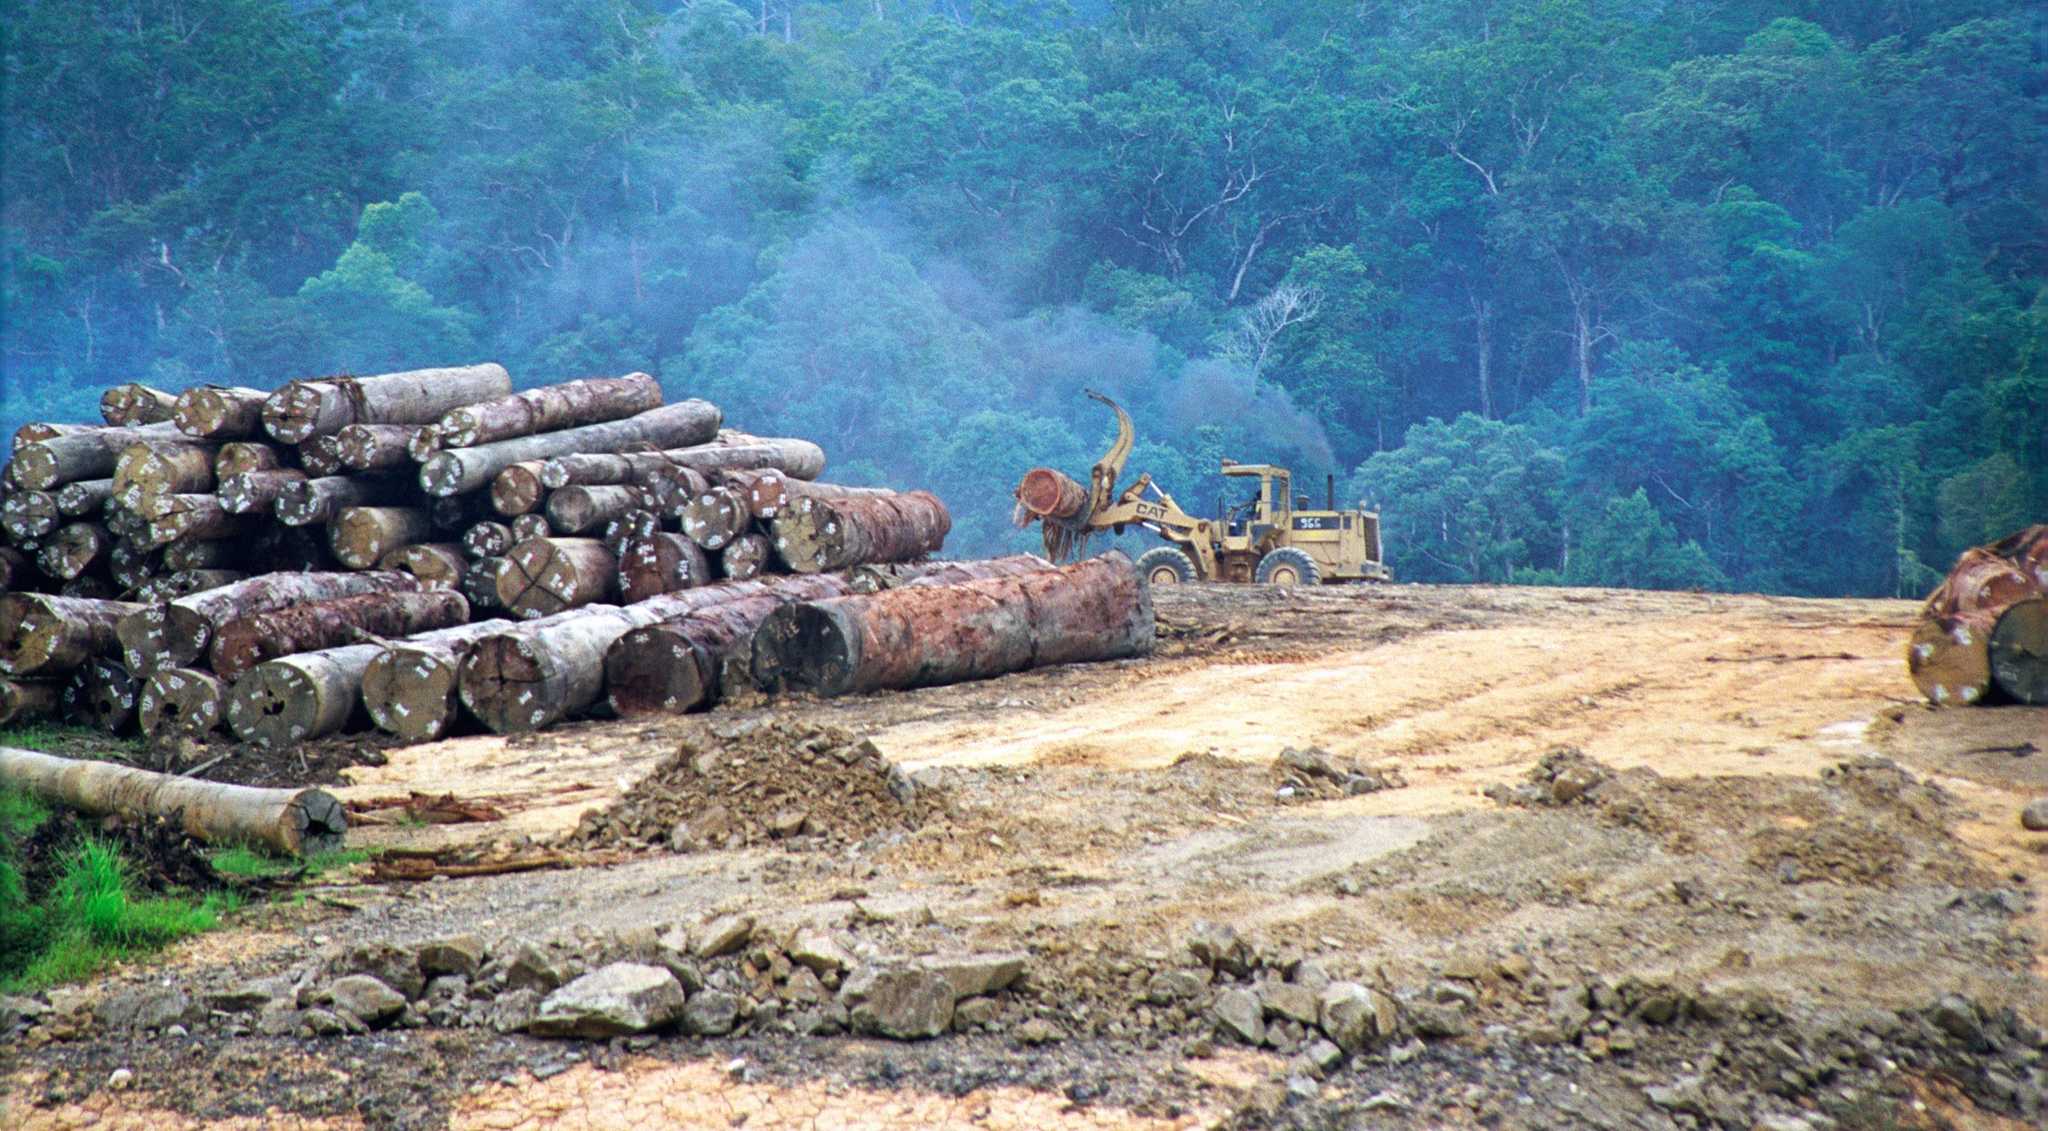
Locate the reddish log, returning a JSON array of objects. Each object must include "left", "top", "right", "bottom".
[
  {"left": 769, "top": 490, "right": 950, "bottom": 574},
  {"left": 360, "top": 619, "right": 521, "bottom": 742},
  {"left": 210, "top": 589, "right": 469, "bottom": 681},
  {"left": 617, "top": 533, "right": 710, "bottom": 602},
  {"left": 489, "top": 461, "right": 548, "bottom": 517},
  {"left": 509, "top": 512, "right": 551, "bottom": 543},
  {"left": 720, "top": 533, "right": 771, "bottom": 581},
  {"left": 1015, "top": 467, "right": 1088, "bottom": 520},
  {"left": 118, "top": 570, "right": 420, "bottom": 673},
  {"left": 604, "top": 579, "right": 854, "bottom": 717},
  {"left": 495, "top": 537, "right": 618, "bottom": 619},
  {"left": 0, "top": 594, "right": 144, "bottom": 676}
]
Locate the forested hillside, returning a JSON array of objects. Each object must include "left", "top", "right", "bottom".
[{"left": 3, "top": 1, "right": 2041, "bottom": 595}]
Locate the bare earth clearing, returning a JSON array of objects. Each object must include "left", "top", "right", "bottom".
[{"left": 4, "top": 582, "right": 2044, "bottom": 1130}]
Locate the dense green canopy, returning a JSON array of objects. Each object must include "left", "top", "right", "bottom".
[{"left": 3, "top": 1, "right": 2041, "bottom": 596}]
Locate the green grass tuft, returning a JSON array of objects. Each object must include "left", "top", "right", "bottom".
[
  {"left": 0, "top": 835, "right": 239, "bottom": 992},
  {"left": 0, "top": 786, "right": 50, "bottom": 839},
  {"left": 210, "top": 844, "right": 370, "bottom": 882},
  {"left": 0, "top": 723, "right": 143, "bottom": 761}
]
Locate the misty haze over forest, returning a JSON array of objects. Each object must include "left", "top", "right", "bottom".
[{"left": 2, "top": 1, "right": 2042, "bottom": 596}]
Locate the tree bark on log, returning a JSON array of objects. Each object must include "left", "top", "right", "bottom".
[
  {"left": 55, "top": 479, "right": 114, "bottom": 517},
  {"left": 100, "top": 384, "right": 180, "bottom": 426},
  {"left": 274, "top": 474, "right": 403, "bottom": 526},
  {"left": 298, "top": 434, "right": 347, "bottom": 477},
  {"left": 461, "top": 557, "right": 505, "bottom": 612},
  {"left": 1988, "top": 596, "right": 2048, "bottom": 706},
  {"left": 1922, "top": 548, "right": 2035, "bottom": 620},
  {"left": 38, "top": 522, "right": 112, "bottom": 579},
  {"left": 172, "top": 386, "right": 270, "bottom": 440},
  {"left": 0, "top": 679, "right": 61, "bottom": 725},
  {"left": 144, "top": 497, "right": 248, "bottom": 548},
  {"left": 509, "top": 512, "right": 552, "bottom": 543},
  {"left": 134, "top": 571, "right": 246, "bottom": 604},
  {"left": 679, "top": 486, "right": 750, "bottom": 550},
  {"left": 219, "top": 469, "right": 307, "bottom": 514},
  {"left": 120, "top": 570, "right": 421, "bottom": 673},
  {"left": 490, "top": 461, "right": 548, "bottom": 516},
  {"left": 0, "top": 594, "right": 144, "bottom": 676},
  {"left": 214, "top": 441, "right": 283, "bottom": 478},
  {"left": 460, "top": 575, "right": 852, "bottom": 733},
  {"left": 545, "top": 485, "right": 643, "bottom": 535},
  {"left": 616, "top": 534, "right": 710, "bottom": 602},
  {"left": 720, "top": 533, "right": 771, "bottom": 581},
  {"left": 59, "top": 577, "right": 115, "bottom": 600},
  {"left": 753, "top": 551, "right": 1151, "bottom": 697},
  {"left": 380, "top": 543, "right": 468, "bottom": 590},
  {"left": 0, "top": 745, "right": 346, "bottom": 855},
  {"left": 162, "top": 538, "right": 234, "bottom": 571},
  {"left": 849, "top": 554, "right": 1053, "bottom": 594},
  {"left": 10, "top": 425, "right": 183, "bottom": 490},
  {"left": 496, "top": 537, "right": 618, "bottom": 618},
  {"left": 329, "top": 506, "right": 433, "bottom": 570},
  {"left": 137, "top": 667, "right": 227, "bottom": 742},
  {"left": 113, "top": 440, "right": 216, "bottom": 515},
  {"left": 225, "top": 643, "right": 382, "bottom": 747},
  {"left": 436, "top": 373, "right": 663, "bottom": 447},
  {"left": 338, "top": 424, "right": 426, "bottom": 471},
  {"left": 210, "top": 589, "right": 468, "bottom": 681},
  {"left": 769, "top": 490, "right": 950, "bottom": 574},
  {"left": 419, "top": 400, "right": 723, "bottom": 497},
  {"left": 2, "top": 490, "right": 60, "bottom": 541},
  {"left": 605, "top": 582, "right": 852, "bottom": 717},
  {"left": 262, "top": 363, "right": 513, "bottom": 443},
  {"left": 64, "top": 657, "right": 140, "bottom": 733},
  {"left": 361, "top": 619, "right": 519, "bottom": 741},
  {"left": 728, "top": 470, "right": 890, "bottom": 521},
  {"left": 463, "top": 521, "right": 515, "bottom": 560}
]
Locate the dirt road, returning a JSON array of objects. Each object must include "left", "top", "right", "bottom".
[{"left": 5, "top": 582, "right": 2044, "bottom": 1130}]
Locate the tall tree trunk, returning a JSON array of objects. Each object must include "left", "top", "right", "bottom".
[
  {"left": 0, "top": 745, "right": 346, "bottom": 855},
  {"left": 262, "top": 363, "right": 513, "bottom": 443}
]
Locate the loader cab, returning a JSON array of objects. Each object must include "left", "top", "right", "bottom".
[{"left": 1219, "top": 461, "right": 1290, "bottom": 550}]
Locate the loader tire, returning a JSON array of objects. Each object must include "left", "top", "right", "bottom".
[
  {"left": 1256, "top": 547, "right": 1321, "bottom": 587},
  {"left": 1135, "top": 547, "right": 1196, "bottom": 586}
]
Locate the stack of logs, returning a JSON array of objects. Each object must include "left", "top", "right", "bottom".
[
  {"left": 1907, "top": 524, "right": 2048, "bottom": 706},
  {"left": 0, "top": 366, "right": 1154, "bottom": 752}
]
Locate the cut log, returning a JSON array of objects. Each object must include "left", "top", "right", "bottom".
[
  {"left": 100, "top": 384, "right": 180, "bottom": 427},
  {"left": 0, "top": 744, "right": 345, "bottom": 854},
  {"left": 160, "top": 539, "right": 233, "bottom": 572},
  {"left": 172, "top": 385, "right": 270, "bottom": 440},
  {"left": 261, "top": 363, "right": 513, "bottom": 444},
  {"left": 380, "top": 543, "right": 468, "bottom": 590},
  {"left": 849, "top": 554, "right": 1052, "bottom": 594},
  {"left": 1992, "top": 524, "right": 2048, "bottom": 589},
  {"left": 361, "top": 619, "right": 520, "bottom": 741},
  {"left": 460, "top": 575, "right": 853, "bottom": 733},
  {"left": 64, "top": 657, "right": 140, "bottom": 733},
  {"left": 605, "top": 582, "right": 852, "bottom": 717},
  {"left": 509, "top": 512, "right": 552, "bottom": 543},
  {"left": 108, "top": 542, "right": 158, "bottom": 590},
  {"left": 112, "top": 440, "right": 216, "bottom": 515},
  {"left": 754, "top": 551, "right": 1151, "bottom": 697},
  {"left": 1922, "top": 547, "right": 2036, "bottom": 621},
  {"left": 298, "top": 433, "right": 347, "bottom": 477},
  {"left": 337, "top": 424, "right": 425, "bottom": 471},
  {"left": 617, "top": 534, "right": 711, "bottom": 602},
  {"left": 214, "top": 441, "right": 283, "bottom": 478},
  {"left": 2, "top": 490, "right": 60, "bottom": 541},
  {"left": 209, "top": 589, "right": 468, "bottom": 681},
  {"left": 1907, "top": 610, "right": 2000, "bottom": 706},
  {"left": 495, "top": 537, "right": 617, "bottom": 619},
  {"left": 1988, "top": 596, "right": 2048, "bottom": 706},
  {"left": 679, "top": 486, "right": 750, "bottom": 550},
  {"left": 9, "top": 427, "right": 171, "bottom": 490},
  {"left": 329, "top": 506, "right": 433, "bottom": 570},
  {"left": 461, "top": 557, "right": 505, "bottom": 612},
  {"left": 54, "top": 479, "right": 114, "bottom": 517},
  {"left": 600, "top": 510, "right": 660, "bottom": 556},
  {"left": 137, "top": 667, "right": 227, "bottom": 742},
  {"left": 0, "top": 679, "right": 61, "bottom": 725},
  {"left": 226, "top": 643, "right": 381, "bottom": 748},
  {"left": 155, "top": 570, "right": 246, "bottom": 600},
  {"left": 419, "top": 400, "right": 723, "bottom": 497},
  {"left": 721, "top": 533, "right": 771, "bottom": 581},
  {"left": 407, "top": 423, "right": 445, "bottom": 462},
  {"left": 727, "top": 470, "right": 890, "bottom": 522},
  {"left": 769, "top": 490, "right": 950, "bottom": 574},
  {"left": 274, "top": 474, "right": 405, "bottom": 527},
  {"left": 545, "top": 485, "right": 644, "bottom": 536},
  {"left": 436, "top": 373, "right": 664, "bottom": 447},
  {"left": 218, "top": 468, "right": 307, "bottom": 514},
  {"left": 462, "top": 521, "right": 515, "bottom": 560},
  {"left": 0, "top": 594, "right": 144, "bottom": 676},
  {"left": 659, "top": 435, "right": 824, "bottom": 481},
  {"left": 144, "top": 496, "right": 248, "bottom": 548},
  {"left": 1015, "top": 467, "right": 1088, "bottom": 519},
  {"left": 121, "top": 570, "right": 422, "bottom": 673},
  {"left": 37, "top": 522, "right": 112, "bottom": 579},
  {"left": 489, "top": 461, "right": 548, "bottom": 516}
]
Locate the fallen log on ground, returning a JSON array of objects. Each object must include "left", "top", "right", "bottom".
[
  {"left": 137, "top": 667, "right": 227, "bottom": 742},
  {"left": 753, "top": 551, "right": 1151, "bottom": 697},
  {"left": 1988, "top": 596, "right": 2048, "bottom": 706},
  {"left": 118, "top": 570, "right": 421, "bottom": 673},
  {"left": 209, "top": 589, "right": 469, "bottom": 680},
  {"left": 495, "top": 537, "right": 618, "bottom": 618},
  {"left": 0, "top": 745, "right": 345, "bottom": 855},
  {"left": 769, "top": 490, "right": 950, "bottom": 573},
  {"left": 1908, "top": 534, "right": 2047, "bottom": 706},
  {"left": 605, "top": 577, "right": 856, "bottom": 717},
  {"left": 329, "top": 506, "right": 433, "bottom": 570},
  {"left": 172, "top": 386, "right": 269, "bottom": 440},
  {"left": 226, "top": 643, "right": 382, "bottom": 747},
  {"left": 419, "top": 400, "right": 723, "bottom": 496},
  {"left": 360, "top": 618, "right": 522, "bottom": 741},
  {"left": 262, "top": 363, "right": 512, "bottom": 443},
  {"left": 435, "top": 373, "right": 663, "bottom": 447},
  {"left": 0, "top": 594, "right": 144, "bottom": 676}
]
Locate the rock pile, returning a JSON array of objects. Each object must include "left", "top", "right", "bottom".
[{"left": 1271, "top": 745, "right": 1405, "bottom": 802}]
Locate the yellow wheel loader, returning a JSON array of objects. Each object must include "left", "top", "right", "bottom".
[{"left": 1013, "top": 392, "right": 1391, "bottom": 586}]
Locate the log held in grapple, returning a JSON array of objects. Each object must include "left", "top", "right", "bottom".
[{"left": 1907, "top": 524, "right": 2048, "bottom": 706}]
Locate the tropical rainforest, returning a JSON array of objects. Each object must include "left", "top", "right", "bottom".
[{"left": 2, "top": 1, "right": 2042, "bottom": 595}]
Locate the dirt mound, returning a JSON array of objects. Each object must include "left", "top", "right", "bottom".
[{"left": 566, "top": 720, "right": 940, "bottom": 852}]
